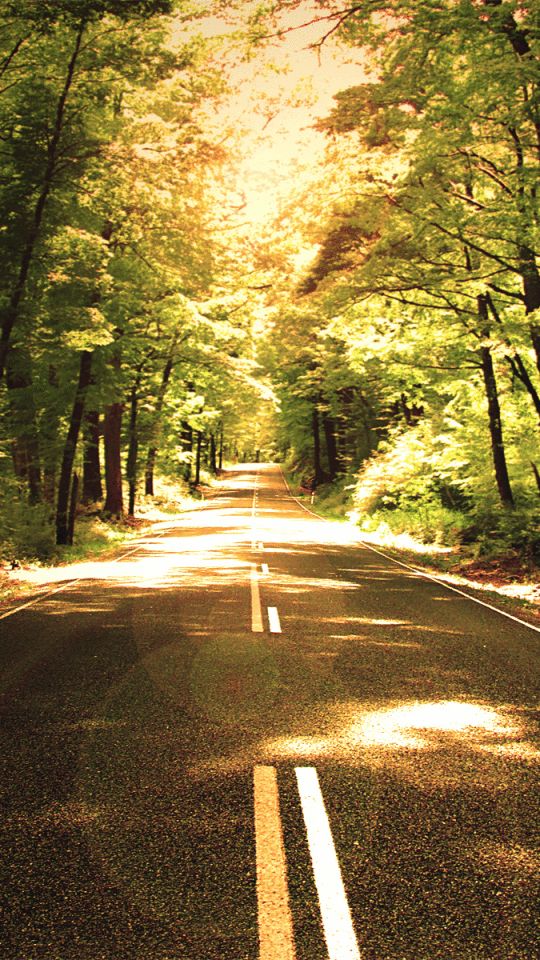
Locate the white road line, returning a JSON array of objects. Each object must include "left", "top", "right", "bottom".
[
  {"left": 296, "top": 767, "right": 361, "bottom": 960},
  {"left": 261, "top": 563, "right": 270, "bottom": 576},
  {"left": 0, "top": 538, "right": 149, "bottom": 623},
  {"left": 268, "top": 607, "right": 282, "bottom": 633},
  {"left": 278, "top": 466, "right": 540, "bottom": 636},
  {"left": 254, "top": 766, "right": 296, "bottom": 960},
  {"left": 258, "top": 542, "right": 265, "bottom": 551},
  {"left": 251, "top": 563, "right": 264, "bottom": 633}
]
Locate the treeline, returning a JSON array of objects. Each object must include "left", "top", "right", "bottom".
[
  {"left": 265, "top": 0, "right": 540, "bottom": 554},
  {"left": 0, "top": 1, "right": 253, "bottom": 553}
]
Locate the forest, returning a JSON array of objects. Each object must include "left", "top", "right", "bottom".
[{"left": 0, "top": 0, "right": 538, "bottom": 575}]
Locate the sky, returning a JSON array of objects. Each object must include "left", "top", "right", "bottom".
[{"left": 195, "top": 3, "right": 369, "bottom": 226}]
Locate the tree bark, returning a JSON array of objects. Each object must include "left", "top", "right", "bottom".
[
  {"left": 209, "top": 433, "right": 217, "bottom": 474},
  {"left": 322, "top": 411, "right": 340, "bottom": 480},
  {"left": 103, "top": 401, "right": 123, "bottom": 516},
  {"left": 531, "top": 462, "right": 540, "bottom": 498},
  {"left": 179, "top": 421, "right": 193, "bottom": 483},
  {"left": 478, "top": 296, "right": 514, "bottom": 507},
  {"left": 126, "top": 382, "right": 139, "bottom": 517},
  {"left": 218, "top": 423, "right": 224, "bottom": 471},
  {"left": 507, "top": 352, "right": 540, "bottom": 425},
  {"left": 0, "top": 21, "right": 86, "bottom": 380},
  {"left": 312, "top": 406, "right": 325, "bottom": 486},
  {"left": 82, "top": 410, "right": 103, "bottom": 503},
  {"left": 515, "top": 244, "right": 540, "bottom": 375},
  {"left": 56, "top": 351, "right": 93, "bottom": 544},
  {"left": 144, "top": 349, "right": 176, "bottom": 495},
  {"left": 67, "top": 471, "right": 79, "bottom": 546},
  {"left": 195, "top": 431, "right": 202, "bottom": 486}
]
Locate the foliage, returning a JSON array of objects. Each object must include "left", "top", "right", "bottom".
[{"left": 253, "top": 0, "right": 540, "bottom": 564}]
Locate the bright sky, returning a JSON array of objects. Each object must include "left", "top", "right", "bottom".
[{"left": 195, "top": 3, "right": 369, "bottom": 226}]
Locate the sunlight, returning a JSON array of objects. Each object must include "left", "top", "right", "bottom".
[
  {"left": 352, "top": 700, "right": 519, "bottom": 749},
  {"left": 264, "top": 698, "right": 524, "bottom": 761},
  {"left": 472, "top": 840, "right": 540, "bottom": 876}
]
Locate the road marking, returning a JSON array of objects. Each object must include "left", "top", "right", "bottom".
[
  {"left": 261, "top": 563, "right": 269, "bottom": 576},
  {"left": 268, "top": 606, "right": 282, "bottom": 633},
  {"left": 0, "top": 538, "right": 155, "bottom": 622},
  {"left": 258, "top": 541, "right": 265, "bottom": 551},
  {"left": 295, "top": 767, "right": 361, "bottom": 960},
  {"left": 279, "top": 467, "right": 540, "bottom": 636},
  {"left": 254, "top": 766, "right": 296, "bottom": 960},
  {"left": 251, "top": 563, "right": 264, "bottom": 632}
]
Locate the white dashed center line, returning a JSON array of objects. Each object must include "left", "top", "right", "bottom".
[
  {"left": 296, "top": 767, "right": 361, "bottom": 960},
  {"left": 268, "top": 606, "right": 282, "bottom": 633},
  {"left": 254, "top": 766, "right": 296, "bottom": 960}
]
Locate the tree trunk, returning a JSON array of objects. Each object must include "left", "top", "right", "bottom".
[
  {"left": 144, "top": 445, "right": 156, "bottom": 496},
  {"left": 103, "top": 401, "right": 123, "bottom": 516},
  {"left": 312, "top": 406, "right": 325, "bottom": 487},
  {"left": 0, "top": 21, "right": 86, "bottom": 380},
  {"left": 322, "top": 412, "right": 340, "bottom": 480},
  {"left": 218, "top": 423, "right": 224, "bottom": 471},
  {"left": 209, "top": 433, "right": 217, "bottom": 474},
  {"left": 126, "top": 382, "right": 139, "bottom": 517},
  {"left": 195, "top": 431, "right": 202, "bottom": 485},
  {"left": 67, "top": 471, "right": 79, "bottom": 546},
  {"left": 478, "top": 297, "right": 514, "bottom": 507},
  {"left": 82, "top": 410, "right": 103, "bottom": 503},
  {"left": 507, "top": 352, "right": 540, "bottom": 426},
  {"left": 517, "top": 245, "right": 540, "bottom": 375},
  {"left": 144, "top": 351, "right": 176, "bottom": 495},
  {"left": 531, "top": 462, "right": 540, "bottom": 498},
  {"left": 56, "top": 351, "right": 93, "bottom": 544},
  {"left": 179, "top": 421, "right": 193, "bottom": 483}
]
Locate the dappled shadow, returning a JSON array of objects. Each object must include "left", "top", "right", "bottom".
[{"left": 2, "top": 463, "right": 539, "bottom": 960}]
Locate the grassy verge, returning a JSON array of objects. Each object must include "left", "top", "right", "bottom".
[
  {"left": 284, "top": 470, "right": 540, "bottom": 609},
  {"left": 0, "top": 475, "right": 213, "bottom": 605}
]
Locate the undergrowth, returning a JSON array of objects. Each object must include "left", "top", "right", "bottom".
[
  {"left": 0, "top": 474, "right": 202, "bottom": 567},
  {"left": 285, "top": 467, "right": 540, "bottom": 567}
]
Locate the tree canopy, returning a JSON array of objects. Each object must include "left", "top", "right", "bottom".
[{"left": 1, "top": 0, "right": 539, "bottom": 559}]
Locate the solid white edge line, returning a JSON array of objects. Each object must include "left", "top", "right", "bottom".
[
  {"left": 0, "top": 475, "right": 226, "bottom": 624},
  {"left": 0, "top": 538, "right": 150, "bottom": 623},
  {"left": 295, "top": 767, "right": 361, "bottom": 960},
  {"left": 251, "top": 563, "right": 264, "bottom": 633},
  {"left": 0, "top": 488, "right": 219, "bottom": 624},
  {"left": 254, "top": 766, "right": 296, "bottom": 960},
  {"left": 268, "top": 606, "right": 282, "bottom": 634},
  {"left": 279, "top": 467, "right": 540, "bottom": 636}
]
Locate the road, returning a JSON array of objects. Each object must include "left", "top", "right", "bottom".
[{"left": 1, "top": 463, "right": 539, "bottom": 960}]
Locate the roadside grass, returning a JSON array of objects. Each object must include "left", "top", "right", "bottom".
[
  {"left": 284, "top": 470, "right": 540, "bottom": 609},
  {"left": 0, "top": 473, "right": 214, "bottom": 604}
]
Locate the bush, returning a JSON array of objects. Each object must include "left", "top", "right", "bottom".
[
  {"left": 357, "top": 499, "right": 469, "bottom": 547},
  {"left": 470, "top": 505, "right": 540, "bottom": 560},
  {"left": 0, "top": 497, "right": 56, "bottom": 561}
]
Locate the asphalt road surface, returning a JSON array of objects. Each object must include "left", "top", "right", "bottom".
[{"left": 1, "top": 463, "right": 539, "bottom": 960}]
